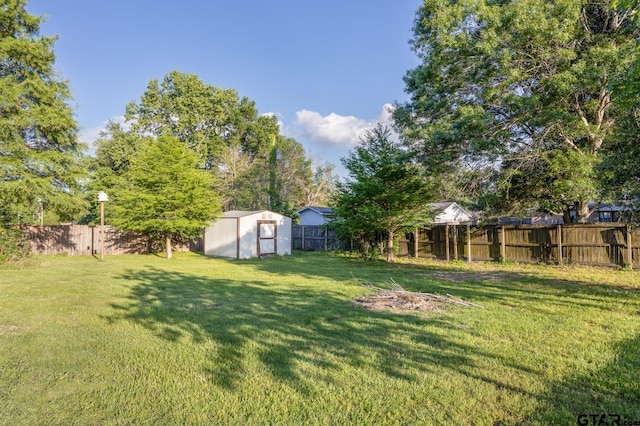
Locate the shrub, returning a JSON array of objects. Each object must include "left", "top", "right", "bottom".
[{"left": 0, "top": 227, "right": 31, "bottom": 264}]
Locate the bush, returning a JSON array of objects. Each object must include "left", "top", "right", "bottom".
[{"left": 0, "top": 227, "right": 31, "bottom": 264}]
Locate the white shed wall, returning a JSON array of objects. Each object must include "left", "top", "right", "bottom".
[
  {"left": 204, "top": 217, "right": 238, "bottom": 258},
  {"left": 204, "top": 211, "right": 292, "bottom": 259},
  {"left": 238, "top": 213, "right": 259, "bottom": 259},
  {"left": 277, "top": 216, "right": 292, "bottom": 256}
]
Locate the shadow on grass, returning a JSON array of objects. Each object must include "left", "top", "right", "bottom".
[
  {"left": 241, "top": 251, "right": 640, "bottom": 315},
  {"left": 106, "top": 265, "right": 535, "bottom": 396},
  {"left": 533, "top": 333, "right": 640, "bottom": 423}
]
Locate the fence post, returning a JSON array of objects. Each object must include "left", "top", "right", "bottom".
[
  {"left": 557, "top": 224, "right": 563, "bottom": 265},
  {"left": 500, "top": 226, "right": 506, "bottom": 261},
  {"left": 301, "top": 226, "right": 305, "bottom": 251},
  {"left": 452, "top": 224, "right": 458, "bottom": 260},
  {"left": 445, "top": 224, "right": 450, "bottom": 261},
  {"left": 466, "top": 224, "right": 472, "bottom": 263},
  {"left": 324, "top": 227, "right": 328, "bottom": 251},
  {"left": 627, "top": 225, "right": 633, "bottom": 269},
  {"left": 414, "top": 227, "right": 419, "bottom": 259}
]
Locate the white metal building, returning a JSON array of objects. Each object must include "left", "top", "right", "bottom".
[{"left": 203, "top": 210, "right": 292, "bottom": 259}]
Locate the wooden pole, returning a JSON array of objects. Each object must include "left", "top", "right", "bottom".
[
  {"left": 557, "top": 224, "right": 563, "bottom": 265},
  {"left": 627, "top": 225, "right": 633, "bottom": 269},
  {"left": 414, "top": 227, "right": 419, "bottom": 259},
  {"left": 452, "top": 224, "right": 458, "bottom": 260},
  {"left": 500, "top": 226, "right": 506, "bottom": 261},
  {"left": 100, "top": 200, "right": 105, "bottom": 261},
  {"left": 466, "top": 224, "right": 472, "bottom": 263},
  {"left": 301, "top": 226, "right": 305, "bottom": 251},
  {"left": 324, "top": 227, "right": 328, "bottom": 251},
  {"left": 445, "top": 224, "right": 450, "bottom": 261}
]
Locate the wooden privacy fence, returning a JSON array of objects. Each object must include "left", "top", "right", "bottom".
[
  {"left": 21, "top": 225, "right": 197, "bottom": 256},
  {"left": 292, "top": 225, "right": 340, "bottom": 251},
  {"left": 18, "top": 223, "right": 639, "bottom": 267},
  {"left": 397, "top": 224, "right": 638, "bottom": 268}
]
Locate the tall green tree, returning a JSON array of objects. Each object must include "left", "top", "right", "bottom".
[
  {"left": 269, "top": 135, "right": 313, "bottom": 216},
  {"left": 109, "top": 136, "right": 220, "bottom": 259},
  {"left": 122, "top": 71, "right": 313, "bottom": 214},
  {"left": 601, "top": 107, "right": 640, "bottom": 220},
  {"left": 304, "top": 162, "right": 339, "bottom": 208},
  {"left": 395, "top": 0, "right": 639, "bottom": 222},
  {"left": 333, "top": 124, "right": 434, "bottom": 262},
  {"left": 125, "top": 70, "right": 277, "bottom": 171},
  {"left": 612, "top": 0, "right": 640, "bottom": 109},
  {"left": 0, "top": 0, "right": 87, "bottom": 225},
  {"left": 81, "top": 121, "right": 146, "bottom": 225}
]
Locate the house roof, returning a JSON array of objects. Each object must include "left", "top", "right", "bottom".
[
  {"left": 428, "top": 202, "right": 472, "bottom": 216},
  {"left": 428, "top": 202, "right": 457, "bottom": 212},
  {"left": 297, "top": 206, "right": 334, "bottom": 215},
  {"left": 592, "top": 203, "right": 626, "bottom": 212}
]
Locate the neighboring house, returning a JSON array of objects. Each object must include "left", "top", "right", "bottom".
[
  {"left": 492, "top": 211, "right": 564, "bottom": 225},
  {"left": 428, "top": 202, "right": 473, "bottom": 225},
  {"left": 203, "top": 210, "right": 292, "bottom": 259},
  {"left": 489, "top": 203, "right": 628, "bottom": 225},
  {"left": 297, "top": 206, "right": 334, "bottom": 226},
  {"left": 568, "top": 202, "right": 627, "bottom": 223}
]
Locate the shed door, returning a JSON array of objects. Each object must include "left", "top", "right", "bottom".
[{"left": 257, "top": 220, "right": 277, "bottom": 256}]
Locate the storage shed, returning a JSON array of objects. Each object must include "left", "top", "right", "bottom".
[{"left": 204, "top": 210, "right": 292, "bottom": 259}]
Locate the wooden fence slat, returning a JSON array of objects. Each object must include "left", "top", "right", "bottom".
[
  {"left": 21, "top": 225, "right": 195, "bottom": 256},
  {"left": 393, "top": 223, "right": 632, "bottom": 267},
  {"left": 292, "top": 225, "right": 339, "bottom": 251},
  {"left": 20, "top": 223, "right": 635, "bottom": 267}
]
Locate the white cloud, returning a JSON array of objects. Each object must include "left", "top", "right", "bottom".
[
  {"left": 290, "top": 104, "right": 396, "bottom": 149},
  {"left": 77, "top": 116, "right": 127, "bottom": 155},
  {"left": 261, "top": 112, "right": 284, "bottom": 131}
]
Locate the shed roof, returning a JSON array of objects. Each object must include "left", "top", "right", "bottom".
[{"left": 222, "top": 210, "right": 277, "bottom": 218}]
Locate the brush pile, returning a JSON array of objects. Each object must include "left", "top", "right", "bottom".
[{"left": 352, "top": 278, "right": 483, "bottom": 313}]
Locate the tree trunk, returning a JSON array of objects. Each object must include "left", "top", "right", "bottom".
[
  {"left": 575, "top": 201, "right": 592, "bottom": 224},
  {"left": 359, "top": 235, "right": 370, "bottom": 259},
  {"left": 166, "top": 235, "right": 172, "bottom": 259},
  {"left": 387, "top": 230, "right": 395, "bottom": 263}
]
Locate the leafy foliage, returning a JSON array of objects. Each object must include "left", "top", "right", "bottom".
[
  {"left": 109, "top": 136, "right": 220, "bottom": 258},
  {"left": 115, "top": 71, "right": 316, "bottom": 215},
  {"left": 396, "top": 0, "right": 639, "bottom": 222},
  {"left": 0, "top": 226, "right": 30, "bottom": 264},
  {"left": 304, "top": 162, "right": 339, "bottom": 208},
  {"left": 0, "top": 0, "right": 87, "bottom": 225},
  {"left": 600, "top": 108, "right": 640, "bottom": 221},
  {"left": 333, "top": 124, "right": 434, "bottom": 262}
]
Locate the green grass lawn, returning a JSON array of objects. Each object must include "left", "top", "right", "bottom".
[{"left": 1, "top": 252, "right": 639, "bottom": 425}]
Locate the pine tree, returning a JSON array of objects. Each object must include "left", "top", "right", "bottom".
[
  {"left": 109, "top": 136, "right": 220, "bottom": 259},
  {"left": 334, "top": 125, "right": 434, "bottom": 262},
  {"left": 0, "top": 0, "right": 87, "bottom": 225}
]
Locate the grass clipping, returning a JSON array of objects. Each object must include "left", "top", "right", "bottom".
[{"left": 353, "top": 277, "right": 484, "bottom": 314}]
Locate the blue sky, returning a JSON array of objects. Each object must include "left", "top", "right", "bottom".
[{"left": 27, "top": 0, "right": 422, "bottom": 176}]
